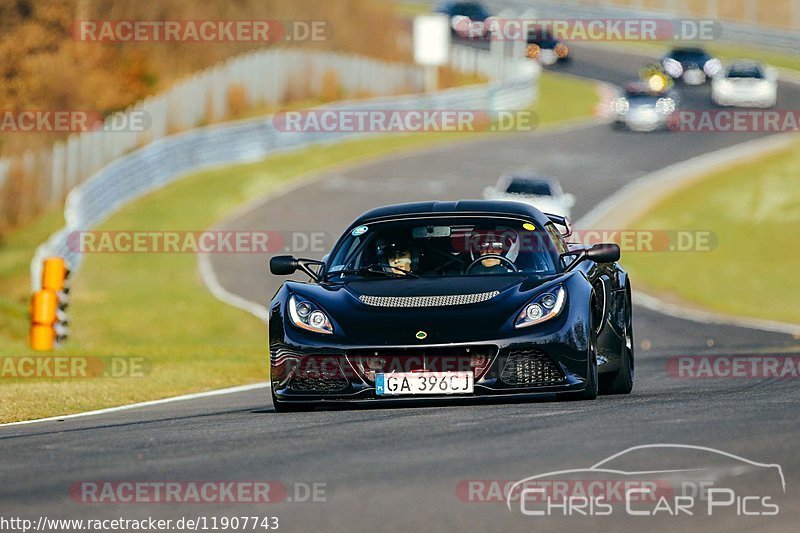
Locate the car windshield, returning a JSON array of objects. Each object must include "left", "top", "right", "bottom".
[
  {"left": 728, "top": 65, "right": 763, "bottom": 79},
  {"left": 528, "top": 32, "right": 558, "bottom": 48},
  {"left": 668, "top": 49, "right": 709, "bottom": 64},
  {"left": 448, "top": 2, "right": 488, "bottom": 20},
  {"left": 326, "top": 217, "right": 560, "bottom": 280},
  {"left": 504, "top": 179, "right": 553, "bottom": 196},
  {"left": 625, "top": 94, "right": 659, "bottom": 105}
]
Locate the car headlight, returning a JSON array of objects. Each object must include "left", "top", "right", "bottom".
[
  {"left": 612, "top": 97, "right": 630, "bottom": 115},
  {"left": 704, "top": 58, "right": 723, "bottom": 77},
  {"left": 662, "top": 58, "right": 683, "bottom": 78},
  {"left": 515, "top": 286, "right": 567, "bottom": 329},
  {"left": 655, "top": 97, "right": 676, "bottom": 115},
  {"left": 288, "top": 294, "right": 333, "bottom": 335},
  {"left": 526, "top": 44, "right": 541, "bottom": 59},
  {"left": 555, "top": 43, "right": 569, "bottom": 58}
]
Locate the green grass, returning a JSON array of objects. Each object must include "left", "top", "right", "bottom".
[
  {"left": 622, "top": 140, "right": 800, "bottom": 325},
  {"left": 0, "top": 71, "right": 599, "bottom": 422}
]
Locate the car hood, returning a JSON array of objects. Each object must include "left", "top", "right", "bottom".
[{"left": 284, "top": 275, "right": 564, "bottom": 345}]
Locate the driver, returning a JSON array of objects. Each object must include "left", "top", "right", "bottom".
[
  {"left": 471, "top": 231, "right": 520, "bottom": 275},
  {"left": 376, "top": 239, "right": 415, "bottom": 274},
  {"left": 388, "top": 249, "right": 412, "bottom": 273}
]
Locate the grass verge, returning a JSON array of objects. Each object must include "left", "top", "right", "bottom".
[
  {"left": 622, "top": 139, "right": 800, "bottom": 325},
  {"left": 0, "top": 71, "right": 599, "bottom": 422}
]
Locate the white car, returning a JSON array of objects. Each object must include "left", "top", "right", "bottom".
[
  {"left": 712, "top": 61, "right": 778, "bottom": 108},
  {"left": 610, "top": 82, "right": 679, "bottom": 132},
  {"left": 483, "top": 174, "right": 575, "bottom": 219}
]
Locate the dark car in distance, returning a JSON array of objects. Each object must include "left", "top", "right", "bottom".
[
  {"left": 435, "top": 0, "right": 494, "bottom": 40},
  {"left": 661, "top": 46, "right": 721, "bottom": 85},
  {"left": 268, "top": 201, "right": 634, "bottom": 411}
]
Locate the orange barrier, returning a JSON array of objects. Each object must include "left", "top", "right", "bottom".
[{"left": 30, "top": 257, "right": 70, "bottom": 351}]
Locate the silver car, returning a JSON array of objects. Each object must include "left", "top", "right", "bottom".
[{"left": 610, "top": 82, "right": 680, "bottom": 132}]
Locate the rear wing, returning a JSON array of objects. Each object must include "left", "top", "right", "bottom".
[{"left": 544, "top": 213, "right": 573, "bottom": 238}]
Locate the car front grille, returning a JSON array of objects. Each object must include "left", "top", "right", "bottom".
[
  {"left": 499, "top": 349, "right": 566, "bottom": 387},
  {"left": 347, "top": 346, "right": 497, "bottom": 384},
  {"left": 358, "top": 291, "right": 500, "bottom": 308}
]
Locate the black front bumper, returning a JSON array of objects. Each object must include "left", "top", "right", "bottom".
[{"left": 270, "top": 337, "right": 590, "bottom": 404}]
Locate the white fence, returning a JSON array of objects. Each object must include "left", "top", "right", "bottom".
[
  {"left": 30, "top": 45, "right": 541, "bottom": 289},
  {"left": 0, "top": 49, "right": 426, "bottom": 210}
]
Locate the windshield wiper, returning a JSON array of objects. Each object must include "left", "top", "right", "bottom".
[{"left": 323, "top": 264, "right": 419, "bottom": 280}]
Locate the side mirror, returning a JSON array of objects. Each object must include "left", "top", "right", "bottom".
[
  {"left": 564, "top": 243, "right": 620, "bottom": 271},
  {"left": 270, "top": 255, "right": 298, "bottom": 276},
  {"left": 563, "top": 193, "right": 576, "bottom": 208},
  {"left": 586, "top": 243, "right": 621, "bottom": 263}
]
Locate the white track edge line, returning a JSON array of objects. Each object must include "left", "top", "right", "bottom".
[{"left": 0, "top": 382, "right": 270, "bottom": 428}]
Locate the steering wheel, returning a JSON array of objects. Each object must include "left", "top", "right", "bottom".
[{"left": 466, "top": 254, "right": 518, "bottom": 274}]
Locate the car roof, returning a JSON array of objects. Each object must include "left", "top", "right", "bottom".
[
  {"left": 668, "top": 46, "right": 707, "bottom": 55},
  {"left": 728, "top": 60, "right": 763, "bottom": 70},
  {"left": 352, "top": 200, "right": 553, "bottom": 226}
]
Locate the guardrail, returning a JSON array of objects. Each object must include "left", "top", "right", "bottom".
[
  {"left": 485, "top": 0, "right": 800, "bottom": 52},
  {"left": 30, "top": 45, "right": 541, "bottom": 291},
  {"left": 0, "top": 49, "right": 426, "bottom": 230}
]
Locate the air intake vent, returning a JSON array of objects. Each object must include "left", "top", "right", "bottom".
[
  {"left": 500, "top": 350, "right": 566, "bottom": 386},
  {"left": 359, "top": 291, "right": 499, "bottom": 308}
]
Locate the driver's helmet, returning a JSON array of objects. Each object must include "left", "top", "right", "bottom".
[
  {"left": 375, "top": 238, "right": 417, "bottom": 272},
  {"left": 469, "top": 228, "right": 520, "bottom": 264}
]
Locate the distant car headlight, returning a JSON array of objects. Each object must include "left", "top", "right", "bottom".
[
  {"left": 704, "top": 58, "right": 723, "bottom": 77},
  {"left": 289, "top": 294, "right": 333, "bottom": 334},
  {"left": 662, "top": 58, "right": 683, "bottom": 78},
  {"left": 655, "top": 97, "right": 676, "bottom": 115},
  {"left": 612, "top": 97, "right": 630, "bottom": 115},
  {"left": 555, "top": 43, "right": 569, "bottom": 58},
  {"left": 515, "top": 286, "right": 566, "bottom": 329},
  {"left": 526, "top": 44, "right": 541, "bottom": 59}
]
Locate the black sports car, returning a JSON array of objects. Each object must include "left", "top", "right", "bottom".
[
  {"left": 435, "top": 1, "right": 493, "bottom": 40},
  {"left": 660, "top": 46, "right": 722, "bottom": 85},
  {"left": 268, "top": 201, "right": 634, "bottom": 411}
]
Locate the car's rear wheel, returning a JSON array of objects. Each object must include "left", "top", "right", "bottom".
[
  {"left": 271, "top": 388, "right": 315, "bottom": 413},
  {"left": 600, "top": 289, "right": 634, "bottom": 395}
]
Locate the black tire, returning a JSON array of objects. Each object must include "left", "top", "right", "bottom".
[
  {"left": 271, "top": 388, "right": 314, "bottom": 413},
  {"left": 600, "top": 290, "right": 635, "bottom": 395}
]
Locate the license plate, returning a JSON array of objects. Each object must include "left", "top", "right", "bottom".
[{"left": 375, "top": 372, "right": 474, "bottom": 396}]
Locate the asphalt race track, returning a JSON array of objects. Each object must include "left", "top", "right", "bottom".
[{"left": 2, "top": 45, "right": 799, "bottom": 532}]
